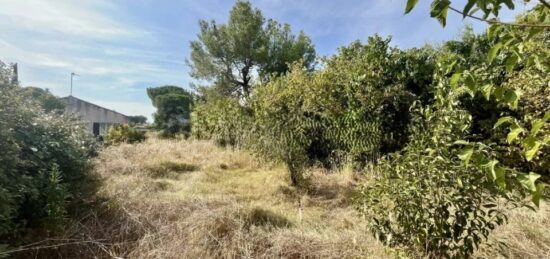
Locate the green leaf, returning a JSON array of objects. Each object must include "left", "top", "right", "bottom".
[
  {"left": 505, "top": 54, "right": 519, "bottom": 73},
  {"left": 523, "top": 137, "right": 542, "bottom": 161},
  {"left": 430, "top": 0, "right": 451, "bottom": 27},
  {"left": 487, "top": 43, "right": 502, "bottom": 63},
  {"left": 544, "top": 110, "right": 550, "bottom": 121},
  {"left": 517, "top": 172, "right": 540, "bottom": 192},
  {"left": 507, "top": 127, "right": 524, "bottom": 144},
  {"left": 453, "top": 140, "right": 470, "bottom": 146},
  {"left": 526, "top": 56, "right": 536, "bottom": 68},
  {"left": 482, "top": 160, "right": 499, "bottom": 181},
  {"left": 450, "top": 72, "right": 462, "bottom": 88},
  {"left": 503, "top": 0, "right": 515, "bottom": 9},
  {"left": 464, "top": 73, "right": 476, "bottom": 94},
  {"left": 495, "top": 167, "right": 506, "bottom": 189},
  {"left": 458, "top": 146, "right": 474, "bottom": 166},
  {"left": 530, "top": 119, "right": 545, "bottom": 136},
  {"left": 493, "top": 116, "right": 513, "bottom": 129},
  {"left": 532, "top": 183, "right": 545, "bottom": 207},
  {"left": 502, "top": 89, "right": 521, "bottom": 109},
  {"left": 463, "top": 0, "right": 476, "bottom": 18},
  {"left": 405, "top": 0, "right": 419, "bottom": 14},
  {"left": 481, "top": 84, "right": 493, "bottom": 100}
]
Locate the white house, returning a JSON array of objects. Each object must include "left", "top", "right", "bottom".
[{"left": 62, "top": 96, "right": 130, "bottom": 136}]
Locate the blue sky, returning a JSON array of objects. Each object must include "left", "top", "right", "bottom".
[{"left": 0, "top": 0, "right": 531, "bottom": 121}]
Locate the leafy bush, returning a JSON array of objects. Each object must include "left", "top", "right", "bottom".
[
  {"left": 354, "top": 7, "right": 549, "bottom": 253},
  {"left": 248, "top": 36, "right": 436, "bottom": 183},
  {"left": 0, "top": 65, "right": 97, "bottom": 243},
  {"left": 355, "top": 103, "right": 516, "bottom": 257},
  {"left": 354, "top": 51, "right": 538, "bottom": 256},
  {"left": 104, "top": 124, "right": 147, "bottom": 145},
  {"left": 191, "top": 94, "right": 253, "bottom": 147}
]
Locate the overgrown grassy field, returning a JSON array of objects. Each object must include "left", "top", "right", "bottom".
[
  {"left": 90, "top": 138, "right": 390, "bottom": 258},
  {"left": 15, "top": 137, "right": 549, "bottom": 258}
]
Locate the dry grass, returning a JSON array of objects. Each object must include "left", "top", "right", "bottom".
[
  {"left": 476, "top": 202, "right": 550, "bottom": 258},
  {"left": 10, "top": 137, "right": 549, "bottom": 258},
  {"left": 40, "top": 138, "right": 390, "bottom": 258}
]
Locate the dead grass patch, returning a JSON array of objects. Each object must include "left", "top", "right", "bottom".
[{"left": 145, "top": 161, "right": 198, "bottom": 178}]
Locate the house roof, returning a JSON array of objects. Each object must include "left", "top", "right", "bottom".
[{"left": 61, "top": 95, "right": 129, "bottom": 118}]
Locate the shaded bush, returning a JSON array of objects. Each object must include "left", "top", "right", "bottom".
[{"left": 104, "top": 124, "right": 147, "bottom": 145}]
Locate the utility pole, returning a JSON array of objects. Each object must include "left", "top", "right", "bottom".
[{"left": 70, "top": 72, "right": 79, "bottom": 96}]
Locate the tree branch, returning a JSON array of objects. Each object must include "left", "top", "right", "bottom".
[
  {"left": 539, "top": 0, "right": 550, "bottom": 10},
  {"left": 449, "top": 5, "right": 550, "bottom": 28}
]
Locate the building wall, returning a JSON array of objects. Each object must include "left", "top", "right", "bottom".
[{"left": 63, "top": 96, "right": 130, "bottom": 135}]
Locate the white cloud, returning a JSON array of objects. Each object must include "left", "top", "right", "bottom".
[
  {"left": 0, "top": 0, "right": 190, "bottom": 119},
  {"left": 0, "top": 0, "right": 147, "bottom": 39}
]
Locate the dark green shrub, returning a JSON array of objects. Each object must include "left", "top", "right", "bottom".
[
  {"left": 0, "top": 62, "right": 97, "bottom": 246},
  {"left": 104, "top": 124, "right": 147, "bottom": 145},
  {"left": 191, "top": 36, "right": 436, "bottom": 185},
  {"left": 355, "top": 103, "right": 515, "bottom": 257}
]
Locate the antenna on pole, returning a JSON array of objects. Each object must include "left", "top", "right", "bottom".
[{"left": 70, "top": 72, "right": 80, "bottom": 96}]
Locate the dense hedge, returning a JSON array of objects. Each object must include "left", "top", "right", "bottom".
[
  {"left": 192, "top": 35, "right": 436, "bottom": 181},
  {"left": 0, "top": 65, "right": 97, "bottom": 244}
]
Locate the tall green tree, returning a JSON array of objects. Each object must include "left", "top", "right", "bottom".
[
  {"left": 147, "top": 86, "right": 193, "bottom": 136},
  {"left": 188, "top": 0, "right": 315, "bottom": 100},
  {"left": 128, "top": 115, "right": 148, "bottom": 125}
]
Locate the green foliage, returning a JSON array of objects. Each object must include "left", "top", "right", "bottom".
[
  {"left": 354, "top": 2, "right": 550, "bottom": 257},
  {"left": 356, "top": 104, "right": 515, "bottom": 257},
  {"left": 22, "top": 86, "right": 66, "bottom": 113},
  {"left": 45, "top": 163, "right": 68, "bottom": 232},
  {"left": 191, "top": 93, "right": 252, "bottom": 147},
  {"left": 147, "top": 85, "right": 193, "bottom": 136},
  {"left": 188, "top": 0, "right": 315, "bottom": 100},
  {"left": 104, "top": 124, "right": 147, "bottom": 145},
  {"left": 128, "top": 115, "right": 148, "bottom": 125},
  {"left": 0, "top": 64, "right": 97, "bottom": 243},
  {"left": 355, "top": 52, "right": 536, "bottom": 257},
  {"left": 192, "top": 35, "right": 436, "bottom": 185},
  {"left": 246, "top": 36, "right": 427, "bottom": 183}
]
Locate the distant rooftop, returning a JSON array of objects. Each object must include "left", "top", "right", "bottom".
[{"left": 61, "top": 95, "right": 129, "bottom": 118}]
